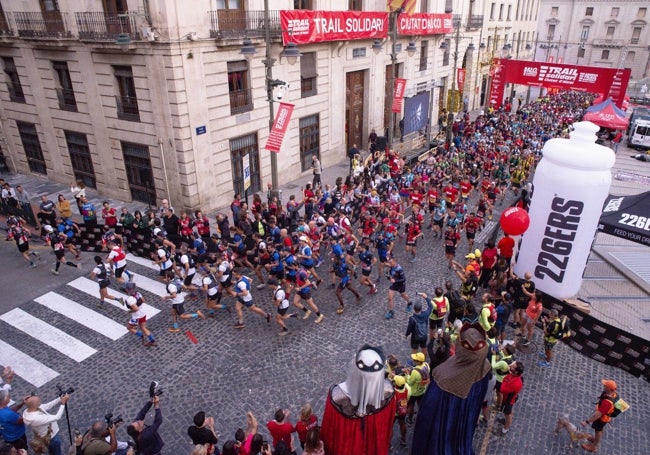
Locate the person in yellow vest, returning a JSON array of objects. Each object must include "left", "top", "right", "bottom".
[
  {"left": 405, "top": 352, "right": 430, "bottom": 425},
  {"left": 392, "top": 375, "right": 410, "bottom": 447}
]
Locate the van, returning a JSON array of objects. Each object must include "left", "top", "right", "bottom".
[{"left": 628, "top": 118, "right": 650, "bottom": 150}]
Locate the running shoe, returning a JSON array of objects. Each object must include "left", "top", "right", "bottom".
[
  {"left": 256, "top": 283, "right": 266, "bottom": 290},
  {"left": 279, "top": 328, "right": 289, "bottom": 336},
  {"left": 537, "top": 360, "right": 551, "bottom": 368},
  {"left": 336, "top": 306, "right": 344, "bottom": 314},
  {"left": 315, "top": 314, "right": 325, "bottom": 324},
  {"left": 168, "top": 326, "right": 180, "bottom": 333},
  {"left": 384, "top": 310, "right": 394, "bottom": 319},
  {"left": 302, "top": 310, "right": 312, "bottom": 320},
  {"left": 51, "top": 269, "right": 59, "bottom": 275},
  {"left": 234, "top": 322, "right": 245, "bottom": 329}
]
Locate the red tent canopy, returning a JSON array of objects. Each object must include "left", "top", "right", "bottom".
[{"left": 583, "top": 98, "right": 629, "bottom": 129}]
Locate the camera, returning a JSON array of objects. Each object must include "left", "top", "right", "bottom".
[
  {"left": 149, "top": 381, "right": 163, "bottom": 398},
  {"left": 262, "top": 441, "right": 270, "bottom": 451},
  {"left": 56, "top": 384, "right": 74, "bottom": 396},
  {"left": 73, "top": 428, "right": 81, "bottom": 437},
  {"left": 275, "top": 90, "right": 283, "bottom": 100},
  {"left": 105, "top": 412, "right": 123, "bottom": 429}
]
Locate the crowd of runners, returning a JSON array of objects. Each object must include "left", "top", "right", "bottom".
[{"left": 1, "top": 90, "right": 610, "bottom": 455}]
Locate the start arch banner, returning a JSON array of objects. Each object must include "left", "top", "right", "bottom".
[{"left": 488, "top": 59, "right": 630, "bottom": 108}]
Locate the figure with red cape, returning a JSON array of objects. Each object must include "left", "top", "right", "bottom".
[
  {"left": 411, "top": 322, "right": 492, "bottom": 455},
  {"left": 320, "top": 344, "right": 396, "bottom": 455}
]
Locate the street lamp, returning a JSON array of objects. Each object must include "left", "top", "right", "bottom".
[{"left": 240, "top": 0, "right": 299, "bottom": 193}]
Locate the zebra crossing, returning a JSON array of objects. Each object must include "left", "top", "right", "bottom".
[{"left": 0, "top": 256, "right": 171, "bottom": 388}]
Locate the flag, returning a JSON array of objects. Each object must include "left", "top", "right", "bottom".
[{"left": 387, "top": 0, "right": 416, "bottom": 15}]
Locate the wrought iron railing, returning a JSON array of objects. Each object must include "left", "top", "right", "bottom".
[
  {"left": 56, "top": 88, "right": 77, "bottom": 111},
  {"left": 209, "top": 10, "right": 281, "bottom": 39},
  {"left": 592, "top": 38, "right": 625, "bottom": 48},
  {"left": 115, "top": 95, "right": 140, "bottom": 122},
  {"left": 75, "top": 11, "right": 137, "bottom": 41},
  {"left": 229, "top": 88, "right": 253, "bottom": 115},
  {"left": 12, "top": 11, "right": 69, "bottom": 38}
]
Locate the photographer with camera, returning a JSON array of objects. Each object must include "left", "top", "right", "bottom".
[
  {"left": 80, "top": 417, "right": 125, "bottom": 455},
  {"left": 126, "top": 383, "right": 163, "bottom": 455},
  {"left": 22, "top": 390, "right": 71, "bottom": 455}
]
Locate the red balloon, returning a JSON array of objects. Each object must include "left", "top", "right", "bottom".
[{"left": 500, "top": 207, "right": 530, "bottom": 236}]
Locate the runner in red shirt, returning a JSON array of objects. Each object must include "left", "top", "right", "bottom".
[
  {"left": 460, "top": 177, "right": 473, "bottom": 202},
  {"left": 497, "top": 233, "right": 515, "bottom": 264},
  {"left": 500, "top": 361, "right": 524, "bottom": 435},
  {"left": 463, "top": 212, "right": 481, "bottom": 251},
  {"left": 442, "top": 183, "right": 459, "bottom": 205}
]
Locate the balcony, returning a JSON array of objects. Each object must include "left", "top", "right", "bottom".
[
  {"left": 592, "top": 38, "right": 625, "bottom": 48},
  {"left": 6, "top": 81, "right": 26, "bottom": 103},
  {"left": 229, "top": 88, "right": 253, "bottom": 115},
  {"left": 115, "top": 95, "right": 140, "bottom": 122},
  {"left": 75, "top": 11, "right": 139, "bottom": 41},
  {"left": 209, "top": 10, "right": 281, "bottom": 40},
  {"left": 11, "top": 11, "right": 70, "bottom": 38},
  {"left": 56, "top": 88, "right": 77, "bottom": 112},
  {"left": 467, "top": 15, "right": 484, "bottom": 30}
]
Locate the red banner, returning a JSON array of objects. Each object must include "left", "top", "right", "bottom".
[
  {"left": 392, "top": 78, "right": 407, "bottom": 113},
  {"left": 488, "top": 59, "right": 631, "bottom": 108},
  {"left": 281, "top": 10, "right": 388, "bottom": 45},
  {"left": 397, "top": 13, "right": 453, "bottom": 35},
  {"left": 265, "top": 102, "right": 294, "bottom": 153},
  {"left": 457, "top": 68, "right": 466, "bottom": 92}
]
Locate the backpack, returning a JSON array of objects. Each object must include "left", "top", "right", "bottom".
[
  {"left": 558, "top": 315, "right": 572, "bottom": 338},
  {"left": 483, "top": 302, "right": 497, "bottom": 323},
  {"left": 433, "top": 296, "right": 448, "bottom": 318},
  {"left": 602, "top": 393, "right": 630, "bottom": 420},
  {"left": 416, "top": 365, "right": 431, "bottom": 386},
  {"left": 167, "top": 278, "right": 183, "bottom": 294},
  {"left": 395, "top": 388, "right": 408, "bottom": 416},
  {"left": 412, "top": 316, "right": 428, "bottom": 340}
]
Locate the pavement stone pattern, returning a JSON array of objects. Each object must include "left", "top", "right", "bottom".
[
  {"left": 2, "top": 125, "right": 650, "bottom": 454},
  {"left": 2, "top": 185, "right": 649, "bottom": 455}
]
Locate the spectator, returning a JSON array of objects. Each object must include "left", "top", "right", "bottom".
[
  {"left": 0, "top": 388, "right": 27, "bottom": 451},
  {"left": 498, "top": 361, "right": 524, "bottom": 435},
  {"left": 71, "top": 181, "right": 86, "bottom": 215},
  {"left": 126, "top": 395, "right": 164, "bottom": 455},
  {"left": 37, "top": 195, "right": 57, "bottom": 227},
  {"left": 187, "top": 412, "right": 219, "bottom": 448},
  {"left": 302, "top": 428, "right": 325, "bottom": 455},
  {"left": 294, "top": 404, "right": 317, "bottom": 450},
  {"left": 266, "top": 409, "right": 295, "bottom": 452},
  {"left": 80, "top": 196, "right": 97, "bottom": 224},
  {"left": 22, "top": 391, "right": 71, "bottom": 455},
  {"left": 56, "top": 194, "right": 72, "bottom": 220},
  {"left": 101, "top": 201, "right": 118, "bottom": 228},
  {"left": 80, "top": 420, "right": 123, "bottom": 455}
]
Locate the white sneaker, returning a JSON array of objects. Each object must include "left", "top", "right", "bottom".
[{"left": 302, "top": 310, "right": 312, "bottom": 320}]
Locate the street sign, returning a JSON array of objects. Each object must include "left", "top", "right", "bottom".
[
  {"left": 243, "top": 153, "right": 251, "bottom": 191},
  {"left": 195, "top": 125, "right": 206, "bottom": 135}
]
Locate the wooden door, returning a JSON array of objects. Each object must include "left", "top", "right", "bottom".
[
  {"left": 103, "top": 0, "right": 130, "bottom": 35},
  {"left": 39, "top": 0, "right": 64, "bottom": 34},
  {"left": 217, "top": 0, "right": 244, "bottom": 34},
  {"left": 346, "top": 70, "right": 365, "bottom": 152}
]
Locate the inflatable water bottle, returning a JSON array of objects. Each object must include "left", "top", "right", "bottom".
[{"left": 514, "top": 121, "right": 615, "bottom": 299}]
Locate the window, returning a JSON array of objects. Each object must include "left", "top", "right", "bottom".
[
  {"left": 348, "top": 0, "right": 362, "bottom": 11},
  {"left": 442, "top": 39, "right": 450, "bottom": 66},
  {"left": 631, "top": 27, "right": 642, "bottom": 44},
  {"left": 227, "top": 60, "right": 252, "bottom": 115},
  {"left": 65, "top": 132, "right": 96, "bottom": 188},
  {"left": 547, "top": 24, "right": 555, "bottom": 40},
  {"left": 216, "top": 0, "right": 240, "bottom": 9},
  {"left": 581, "top": 26, "right": 590, "bottom": 41},
  {"left": 577, "top": 47, "right": 585, "bottom": 58},
  {"left": 300, "top": 52, "right": 317, "bottom": 98},
  {"left": 17, "top": 122, "right": 46, "bottom": 174},
  {"left": 419, "top": 40, "right": 428, "bottom": 71},
  {"left": 42, "top": 0, "right": 60, "bottom": 12},
  {"left": 3, "top": 57, "right": 25, "bottom": 103},
  {"left": 113, "top": 65, "right": 140, "bottom": 121},
  {"left": 121, "top": 141, "right": 157, "bottom": 204},
  {"left": 625, "top": 51, "right": 635, "bottom": 68},
  {"left": 611, "top": 7, "right": 619, "bottom": 17},
  {"left": 299, "top": 115, "right": 319, "bottom": 172},
  {"left": 606, "top": 26, "right": 615, "bottom": 40},
  {"left": 507, "top": 5, "right": 512, "bottom": 20},
  {"left": 639, "top": 8, "right": 647, "bottom": 18},
  {"left": 490, "top": 3, "right": 495, "bottom": 20},
  {"left": 230, "top": 133, "right": 261, "bottom": 196},
  {"left": 499, "top": 4, "right": 504, "bottom": 20},
  {"left": 601, "top": 50, "right": 609, "bottom": 60},
  {"left": 293, "top": 0, "right": 312, "bottom": 9},
  {"left": 585, "top": 7, "right": 593, "bottom": 16},
  {"left": 551, "top": 7, "right": 558, "bottom": 17},
  {"left": 53, "top": 61, "right": 76, "bottom": 111}
]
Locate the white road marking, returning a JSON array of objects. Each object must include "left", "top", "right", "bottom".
[
  {"left": 0, "top": 339, "right": 59, "bottom": 387},
  {"left": 66, "top": 277, "right": 161, "bottom": 319},
  {"left": 34, "top": 292, "right": 128, "bottom": 341},
  {"left": 0, "top": 309, "right": 96, "bottom": 362}
]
